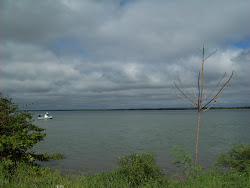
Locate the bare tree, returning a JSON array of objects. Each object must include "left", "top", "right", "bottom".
[{"left": 174, "top": 47, "right": 234, "bottom": 166}]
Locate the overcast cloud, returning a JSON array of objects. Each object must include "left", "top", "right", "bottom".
[{"left": 1, "top": 0, "right": 249, "bottom": 109}]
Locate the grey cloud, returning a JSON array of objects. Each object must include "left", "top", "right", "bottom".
[{"left": 1, "top": 0, "right": 249, "bottom": 109}]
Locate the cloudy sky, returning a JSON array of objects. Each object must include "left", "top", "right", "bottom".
[{"left": 1, "top": 0, "right": 249, "bottom": 110}]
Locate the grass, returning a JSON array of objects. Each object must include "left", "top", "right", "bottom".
[
  {"left": 1, "top": 145, "right": 250, "bottom": 187},
  {"left": 169, "top": 171, "right": 250, "bottom": 188},
  {"left": 1, "top": 160, "right": 249, "bottom": 187}
]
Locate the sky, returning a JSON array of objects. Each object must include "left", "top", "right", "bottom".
[{"left": 0, "top": 0, "right": 250, "bottom": 110}]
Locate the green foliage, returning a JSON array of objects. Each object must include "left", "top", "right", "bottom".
[
  {"left": 167, "top": 171, "right": 250, "bottom": 188},
  {"left": 170, "top": 145, "right": 203, "bottom": 179},
  {"left": 215, "top": 143, "right": 250, "bottom": 173},
  {"left": 47, "top": 153, "right": 64, "bottom": 160},
  {"left": 0, "top": 93, "right": 62, "bottom": 173},
  {"left": 1, "top": 161, "right": 249, "bottom": 188},
  {"left": 117, "top": 153, "right": 165, "bottom": 186}
]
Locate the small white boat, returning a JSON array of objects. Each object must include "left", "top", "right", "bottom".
[{"left": 38, "top": 112, "right": 53, "bottom": 119}]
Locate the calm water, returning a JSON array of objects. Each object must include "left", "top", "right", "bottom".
[{"left": 32, "top": 110, "right": 250, "bottom": 174}]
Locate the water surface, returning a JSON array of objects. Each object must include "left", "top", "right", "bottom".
[{"left": 32, "top": 110, "right": 250, "bottom": 174}]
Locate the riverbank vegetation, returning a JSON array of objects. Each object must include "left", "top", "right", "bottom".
[{"left": 0, "top": 145, "right": 249, "bottom": 187}]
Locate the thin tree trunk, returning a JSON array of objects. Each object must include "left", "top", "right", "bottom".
[
  {"left": 175, "top": 47, "right": 233, "bottom": 167},
  {"left": 195, "top": 110, "right": 201, "bottom": 166}
]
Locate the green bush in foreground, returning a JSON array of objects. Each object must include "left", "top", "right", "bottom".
[
  {"left": 215, "top": 143, "right": 250, "bottom": 173},
  {"left": 117, "top": 153, "right": 165, "bottom": 186},
  {"left": 0, "top": 93, "right": 62, "bottom": 174}
]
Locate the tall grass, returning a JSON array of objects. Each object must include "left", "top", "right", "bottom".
[
  {"left": 1, "top": 163, "right": 249, "bottom": 188},
  {"left": 1, "top": 149, "right": 249, "bottom": 188}
]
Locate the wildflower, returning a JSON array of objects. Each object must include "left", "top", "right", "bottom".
[{"left": 129, "top": 182, "right": 131, "bottom": 185}]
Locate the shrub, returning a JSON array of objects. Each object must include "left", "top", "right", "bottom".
[
  {"left": 0, "top": 93, "right": 62, "bottom": 174},
  {"left": 215, "top": 143, "right": 250, "bottom": 173},
  {"left": 117, "top": 153, "right": 164, "bottom": 186},
  {"left": 170, "top": 145, "right": 203, "bottom": 180}
]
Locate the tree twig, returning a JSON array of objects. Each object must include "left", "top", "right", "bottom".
[
  {"left": 178, "top": 78, "right": 198, "bottom": 100},
  {"left": 198, "top": 72, "right": 201, "bottom": 110},
  {"left": 175, "top": 92, "right": 197, "bottom": 107},
  {"left": 190, "top": 83, "right": 198, "bottom": 99},
  {"left": 203, "top": 72, "right": 226, "bottom": 102},
  {"left": 198, "top": 48, "right": 203, "bottom": 53},
  {"left": 204, "top": 49, "right": 217, "bottom": 61},
  {"left": 174, "top": 82, "right": 198, "bottom": 106},
  {"left": 203, "top": 71, "right": 234, "bottom": 108},
  {"left": 203, "top": 92, "right": 223, "bottom": 112},
  {"left": 203, "top": 87, "right": 209, "bottom": 104}
]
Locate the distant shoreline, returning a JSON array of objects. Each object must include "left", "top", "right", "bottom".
[{"left": 28, "top": 106, "right": 250, "bottom": 111}]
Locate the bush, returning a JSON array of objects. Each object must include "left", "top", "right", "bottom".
[
  {"left": 170, "top": 145, "right": 203, "bottom": 180},
  {"left": 117, "top": 153, "right": 165, "bottom": 186},
  {"left": 215, "top": 143, "right": 250, "bottom": 173},
  {"left": 0, "top": 93, "right": 62, "bottom": 174}
]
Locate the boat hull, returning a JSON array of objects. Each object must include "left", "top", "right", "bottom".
[{"left": 38, "top": 116, "right": 53, "bottom": 119}]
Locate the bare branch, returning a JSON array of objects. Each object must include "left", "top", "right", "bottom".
[
  {"left": 174, "top": 82, "right": 198, "bottom": 106},
  {"left": 203, "top": 87, "right": 209, "bottom": 104},
  {"left": 178, "top": 78, "right": 198, "bottom": 100},
  {"left": 204, "top": 49, "right": 217, "bottom": 61},
  {"left": 200, "top": 48, "right": 205, "bottom": 109},
  {"left": 175, "top": 92, "right": 197, "bottom": 107},
  {"left": 203, "top": 92, "right": 223, "bottom": 112},
  {"left": 203, "top": 72, "right": 226, "bottom": 102},
  {"left": 203, "top": 71, "right": 234, "bottom": 108},
  {"left": 198, "top": 72, "right": 201, "bottom": 110},
  {"left": 197, "top": 48, "right": 203, "bottom": 53},
  {"left": 191, "top": 83, "right": 198, "bottom": 99}
]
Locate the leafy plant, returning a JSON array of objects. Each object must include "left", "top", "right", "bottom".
[
  {"left": 214, "top": 143, "right": 250, "bottom": 173},
  {"left": 0, "top": 93, "right": 62, "bottom": 174},
  {"left": 117, "top": 153, "right": 164, "bottom": 186},
  {"left": 170, "top": 145, "right": 203, "bottom": 180}
]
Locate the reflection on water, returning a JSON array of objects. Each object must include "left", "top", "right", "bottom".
[{"left": 32, "top": 110, "right": 250, "bottom": 174}]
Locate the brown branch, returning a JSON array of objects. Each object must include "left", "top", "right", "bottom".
[
  {"left": 200, "top": 48, "right": 205, "bottom": 110},
  {"left": 198, "top": 48, "right": 203, "bottom": 53},
  {"left": 178, "top": 78, "right": 198, "bottom": 100},
  {"left": 198, "top": 72, "right": 201, "bottom": 110},
  {"left": 175, "top": 92, "right": 197, "bottom": 107},
  {"left": 203, "top": 72, "right": 226, "bottom": 102},
  {"left": 203, "top": 92, "right": 222, "bottom": 112},
  {"left": 203, "top": 87, "right": 209, "bottom": 104},
  {"left": 174, "top": 81, "right": 198, "bottom": 106},
  {"left": 204, "top": 49, "right": 217, "bottom": 61},
  {"left": 202, "top": 71, "right": 234, "bottom": 108},
  {"left": 190, "top": 83, "right": 198, "bottom": 99}
]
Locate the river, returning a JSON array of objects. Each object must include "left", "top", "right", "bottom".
[{"left": 32, "top": 109, "right": 250, "bottom": 174}]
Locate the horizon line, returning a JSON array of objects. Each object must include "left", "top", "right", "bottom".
[{"left": 26, "top": 106, "right": 250, "bottom": 111}]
